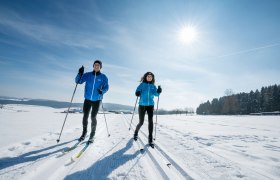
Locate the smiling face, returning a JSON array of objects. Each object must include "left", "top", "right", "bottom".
[
  {"left": 146, "top": 74, "right": 153, "bottom": 82},
  {"left": 93, "top": 63, "right": 101, "bottom": 72}
]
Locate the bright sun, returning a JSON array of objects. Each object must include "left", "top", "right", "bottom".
[{"left": 178, "top": 26, "right": 198, "bottom": 44}]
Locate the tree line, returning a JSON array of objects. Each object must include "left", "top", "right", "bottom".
[
  {"left": 157, "top": 107, "right": 195, "bottom": 115},
  {"left": 196, "top": 84, "right": 280, "bottom": 115}
]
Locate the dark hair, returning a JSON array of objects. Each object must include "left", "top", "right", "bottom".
[
  {"left": 93, "top": 60, "right": 102, "bottom": 69},
  {"left": 140, "top": 72, "right": 155, "bottom": 84}
]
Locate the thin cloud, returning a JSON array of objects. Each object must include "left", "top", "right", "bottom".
[
  {"left": 215, "top": 42, "right": 280, "bottom": 59},
  {"left": 0, "top": 9, "right": 107, "bottom": 49}
]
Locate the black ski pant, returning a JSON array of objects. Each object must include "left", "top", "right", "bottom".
[
  {"left": 82, "top": 99, "right": 101, "bottom": 139},
  {"left": 135, "top": 105, "right": 154, "bottom": 141}
]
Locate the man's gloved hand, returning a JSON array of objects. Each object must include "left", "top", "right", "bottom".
[
  {"left": 135, "top": 91, "right": 141, "bottom": 97},
  {"left": 98, "top": 89, "right": 103, "bottom": 94},
  {"left": 157, "top": 86, "right": 162, "bottom": 94},
  {"left": 78, "top": 66, "right": 84, "bottom": 75}
]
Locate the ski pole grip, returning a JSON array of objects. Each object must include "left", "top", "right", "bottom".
[{"left": 157, "top": 85, "right": 161, "bottom": 95}]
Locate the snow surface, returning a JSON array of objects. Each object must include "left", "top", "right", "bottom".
[{"left": 0, "top": 104, "right": 279, "bottom": 180}]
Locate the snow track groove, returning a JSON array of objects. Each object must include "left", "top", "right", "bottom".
[
  {"left": 122, "top": 115, "right": 170, "bottom": 179},
  {"left": 154, "top": 118, "right": 273, "bottom": 179},
  {"left": 122, "top": 114, "right": 192, "bottom": 179},
  {"left": 20, "top": 126, "right": 105, "bottom": 180}
]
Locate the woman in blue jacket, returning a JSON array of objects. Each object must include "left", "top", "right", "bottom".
[
  {"left": 75, "top": 60, "right": 109, "bottom": 143},
  {"left": 134, "top": 72, "right": 162, "bottom": 146}
]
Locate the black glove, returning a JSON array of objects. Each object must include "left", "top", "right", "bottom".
[
  {"left": 98, "top": 88, "right": 103, "bottom": 94},
  {"left": 157, "top": 86, "right": 162, "bottom": 94},
  {"left": 135, "top": 91, "right": 141, "bottom": 97},
  {"left": 78, "top": 66, "right": 84, "bottom": 75}
]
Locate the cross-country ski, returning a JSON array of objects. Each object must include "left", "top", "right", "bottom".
[
  {"left": 71, "top": 142, "right": 91, "bottom": 162},
  {"left": 62, "top": 140, "right": 82, "bottom": 154}
]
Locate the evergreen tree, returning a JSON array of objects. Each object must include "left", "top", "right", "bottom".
[{"left": 196, "top": 84, "right": 280, "bottom": 115}]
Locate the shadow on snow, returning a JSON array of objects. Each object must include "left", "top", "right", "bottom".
[
  {"left": 0, "top": 139, "right": 74, "bottom": 172},
  {"left": 65, "top": 138, "right": 142, "bottom": 180}
]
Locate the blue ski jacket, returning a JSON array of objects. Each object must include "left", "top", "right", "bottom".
[
  {"left": 136, "top": 82, "right": 160, "bottom": 106},
  {"left": 75, "top": 71, "right": 109, "bottom": 101}
]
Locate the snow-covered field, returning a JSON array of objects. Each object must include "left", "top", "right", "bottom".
[{"left": 0, "top": 104, "right": 279, "bottom": 179}]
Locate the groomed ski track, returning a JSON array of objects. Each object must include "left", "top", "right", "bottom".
[
  {"left": 1, "top": 113, "right": 274, "bottom": 179},
  {"left": 5, "top": 114, "right": 191, "bottom": 180}
]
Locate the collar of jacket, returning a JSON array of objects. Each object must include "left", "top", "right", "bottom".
[
  {"left": 143, "top": 81, "right": 153, "bottom": 84},
  {"left": 92, "top": 71, "right": 101, "bottom": 76}
]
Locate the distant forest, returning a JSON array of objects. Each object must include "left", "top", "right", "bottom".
[{"left": 196, "top": 84, "right": 280, "bottom": 115}]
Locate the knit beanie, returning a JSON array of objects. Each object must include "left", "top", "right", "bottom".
[{"left": 93, "top": 60, "right": 102, "bottom": 69}]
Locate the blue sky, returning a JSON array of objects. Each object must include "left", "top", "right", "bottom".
[{"left": 0, "top": 0, "right": 280, "bottom": 110}]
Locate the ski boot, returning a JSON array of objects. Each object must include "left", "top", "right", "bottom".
[
  {"left": 133, "top": 133, "right": 138, "bottom": 141},
  {"left": 79, "top": 136, "right": 85, "bottom": 142},
  {"left": 149, "top": 137, "right": 154, "bottom": 148},
  {"left": 78, "top": 128, "right": 87, "bottom": 142},
  {"left": 87, "top": 137, "right": 94, "bottom": 144},
  {"left": 87, "top": 131, "right": 95, "bottom": 144}
]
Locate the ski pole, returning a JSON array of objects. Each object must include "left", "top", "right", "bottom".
[
  {"left": 56, "top": 72, "right": 82, "bottom": 143},
  {"left": 129, "top": 96, "right": 139, "bottom": 130},
  {"left": 101, "top": 101, "right": 110, "bottom": 137},
  {"left": 154, "top": 94, "right": 160, "bottom": 141}
]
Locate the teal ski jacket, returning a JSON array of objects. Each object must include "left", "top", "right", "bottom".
[{"left": 136, "top": 82, "right": 160, "bottom": 106}]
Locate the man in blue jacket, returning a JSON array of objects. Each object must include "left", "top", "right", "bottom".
[{"left": 75, "top": 60, "right": 109, "bottom": 143}]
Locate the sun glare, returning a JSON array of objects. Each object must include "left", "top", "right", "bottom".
[{"left": 178, "top": 26, "right": 198, "bottom": 44}]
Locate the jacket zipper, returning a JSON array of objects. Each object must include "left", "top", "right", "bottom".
[
  {"left": 91, "top": 72, "right": 97, "bottom": 100},
  {"left": 148, "top": 84, "right": 150, "bottom": 105}
]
